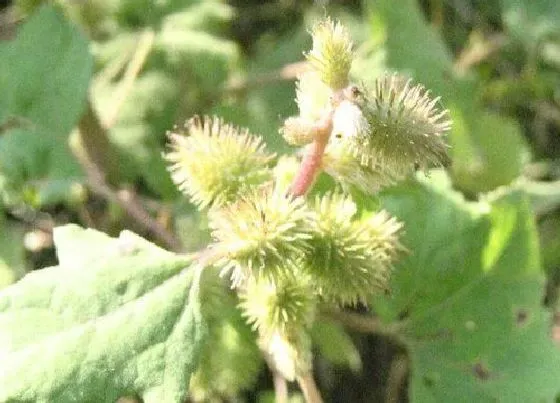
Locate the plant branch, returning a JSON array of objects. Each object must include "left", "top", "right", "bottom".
[
  {"left": 225, "top": 61, "right": 308, "bottom": 95},
  {"left": 322, "top": 309, "right": 401, "bottom": 338},
  {"left": 288, "top": 107, "right": 336, "bottom": 196},
  {"left": 454, "top": 33, "right": 507, "bottom": 75},
  {"left": 104, "top": 29, "right": 155, "bottom": 128},
  {"left": 273, "top": 371, "right": 289, "bottom": 403},
  {"left": 385, "top": 354, "right": 409, "bottom": 403},
  {"left": 296, "top": 373, "right": 324, "bottom": 403},
  {"left": 75, "top": 99, "right": 182, "bottom": 252},
  {"left": 288, "top": 87, "right": 354, "bottom": 196}
]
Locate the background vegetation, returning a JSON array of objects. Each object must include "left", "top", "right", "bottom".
[{"left": 0, "top": 0, "right": 559, "bottom": 402}]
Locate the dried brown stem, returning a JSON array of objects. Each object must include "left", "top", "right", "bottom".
[
  {"left": 385, "top": 354, "right": 409, "bottom": 403},
  {"left": 225, "top": 61, "right": 309, "bottom": 95},
  {"left": 454, "top": 33, "right": 507, "bottom": 75},
  {"left": 76, "top": 99, "right": 182, "bottom": 252},
  {"left": 322, "top": 309, "right": 401, "bottom": 338}
]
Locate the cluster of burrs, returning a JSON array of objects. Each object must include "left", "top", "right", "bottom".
[{"left": 165, "top": 18, "right": 450, "bottom": 386}]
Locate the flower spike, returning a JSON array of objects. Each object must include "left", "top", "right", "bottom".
[{"left": 305, "top": 18, "right": 354, "bottom": 90}]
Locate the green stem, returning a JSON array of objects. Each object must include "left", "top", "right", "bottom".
[{"left": 297, "top": 373, "right": 324, "bottom": 403}]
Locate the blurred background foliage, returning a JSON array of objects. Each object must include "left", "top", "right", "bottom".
[{"left": 0, "top": 0, "right": 559, "bottom": 402}]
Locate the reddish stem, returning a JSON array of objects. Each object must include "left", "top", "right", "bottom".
[{"left": 288, "top": 110, "right": 334, "bottom": 197}]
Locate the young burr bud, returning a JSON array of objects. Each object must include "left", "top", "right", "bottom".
[
  {"left": 208, "top": 186, "right": 313, "bottom": 287},
  {"left": 342, "top": 75, "right": 451, "bottom": 180},
  {"left": 305, "top": 192, "right": 403, "bottom": 305},
  {"left": 165, "top": 116, "right": 275, "bottom": 209},
  {"left": 305, "top": 18, "right": 354, "bottom": 90},
  {"left": 239, "top": 274, "right": 315, "bottom": 338},
  {"left": 239, "top": 275, "right": 315, "bottom": 381}
]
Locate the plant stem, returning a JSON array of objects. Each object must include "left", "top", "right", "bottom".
[
  {"left": 272, "top": 371, "right": 289, "bottom": 403},
  {"left": 225, "top": 61, "right": 308, "bottom": 95},
  {"left": 75, "top": 100, "right": 182, "bottom": 251},
  {"left": 288, "top": 108, "right": 335, "bottom": 197},
  {"left": 322, "top": 309, "right": 403, "bottom": 339},
  {"left": 385, "top": 354, "right": 409, "bottom": 403},
  {"left": 297, "top": 373, "right": 324, "bottom": 403}
]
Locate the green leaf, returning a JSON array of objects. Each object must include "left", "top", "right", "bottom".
[
  {"left": 0, "top": 5, "right": 92, "bottom": 206},
  {"left": 311, "top": 318, "right": 362, "bottom": 373},
  {"left": 0, "top": 225, "right": 206, "bottom": 403},
  {"left": 0, "top": 5, "right": 92, "bottom": 137},
  {"left": 376, "top": 178, "right": 560, "bottom": 401},
  {"left": 0, "top": 128, "right": 83, "bottom": 207},
  {"left": 0, "top": 215, "right": 26, "bottom": 289},
  {"left": 373, "top": 177, "right": 490, "bottom": 321},
  {"left": 365, "top": 0, "right": 453, "bottom": 95},
  {"left": 501, "top": 0, "right": 560, "bottom": 46},
  {"left": 449, "top": 111, "right": 529, "bottom": 194}
]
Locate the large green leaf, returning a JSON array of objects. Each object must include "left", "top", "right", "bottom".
[
  {"left": 0, "top": 5, "right": 92, "bottom": 206},
  {"left": 376, "top": 177, "right": 560, "bottom": 402},
  {"left": 0, "top": 225, "right": 206, "bottom": 402},
  {"left": 0, "top": 5, "right": 92, "bottom": 137},
  {"left": 373, "top": 175, "right": 490, "bottom": 321}
]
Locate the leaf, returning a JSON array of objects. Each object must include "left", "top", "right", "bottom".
[
  {"left": 373, "top": 177, "right": 490, "bottom": 321},
  {"left": 0, "top": 5, "right": 92, "bottom": 137},
  {"left": 375, "top": 178, "right": 560, "bottom": 402},
  {"left": 0, "top": 225, "right": 206, "bottom": 403},
  {"left": 0, "top": 128, "right": 83, "bottom": 207},
  {"left": 501, "top": 0, "right": 560, "bottom": 46},
  {"left": 311, "top": 318, "right": 362, "bottom": 373},
  {"left": 186, "top": 265, "right": 262, "bottom": 400},
  {"left": 0, "top": 5, "right": 92, "bottom": 206},
  {"left": 0, "top": 215, "right": 26, "bottom": 289}
]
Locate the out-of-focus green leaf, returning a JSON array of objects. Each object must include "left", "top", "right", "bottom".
[
  {"left": 525, "top": 180, "right": 560, "bottom": 215},
  {"left": 0, "top": 225, "right": 206, "bottom": 402},
  {"left": 160, "top": 2, "right": 234, "bottom": 33},
  {"left": 374, "top": 176, "right": 560, "bottom": 401},
  {"left": 501, "top": 0, "right": 560, "bottom": 45},
  {"left": 239, "top": 24, "right": 309, "bottom": 153},
  {"left": 0, "top": 5, "right": 92, "bottom": 207},
  {"left": 0, "top": 215, "right": 26, "bottom": 289},
  {"left": 94, "top": 71, "right": 179, "bottom": 199},
  {"left": 449, "top": 111, "right": 529, "bottom": 194},
  {"left": 0, "top": 128, "right": 84, "bottom": 207},
  {"left": 311, "top": 318, "right": 362, "bottom": 373},
  {"left": 90, "top": 3, "right": 239, "bottom": 199},
  {"left": 0, "top": 5, "right": 92, "bottom": 136},
  {"left": 190, "top": 268, "right": 262, "bottom": 400}
]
